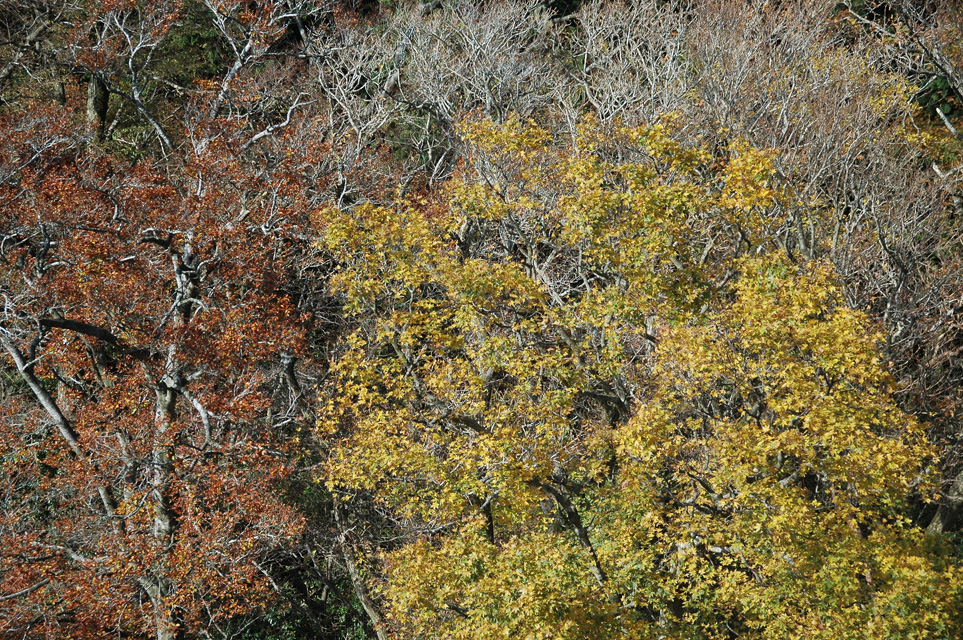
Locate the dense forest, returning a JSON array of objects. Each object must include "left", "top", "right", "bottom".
[{"left": 0, "top": 0, "right": 962, "bottom": 638}]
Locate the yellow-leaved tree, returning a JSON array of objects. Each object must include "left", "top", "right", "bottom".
[{"left": 315, "top": 116, "right": 962, "bottom": 639}]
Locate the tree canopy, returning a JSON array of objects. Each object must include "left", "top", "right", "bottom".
[
  {"left": 0, "top": 1, "right": 961, "bottom": 638},
  {"left": 318, "top": 116, "right": 961, "bottom": 639}
]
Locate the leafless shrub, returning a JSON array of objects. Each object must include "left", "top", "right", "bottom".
[{"left": 567, "top": 0, "right": 693, "bottom": 126}]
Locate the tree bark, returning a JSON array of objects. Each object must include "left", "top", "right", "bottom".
[
  {"left": 1, "top": 332, "right": 82, "bottom": 455},
  {"left": 152, "top": 375, "right": 177, "bottom": 543},
  {"left": 333, "top": 502, "right": 389, "bottom": 640},
  {"left": 87, "top": 75, "right": 108, "bottom": 140},
  {"left": 139, "top": 577, "right": 177, "bottom": 640},
  {"left": 533, "top": 479, "right": 615, "bottom": 600},
  {"left": 927, "top": 470, "right": 963, "bottom": 535},
  {"left": 52, "top": 78, "right": 66, "bottom": 105},
  {"left": 1, "top": 331, "right": 123, "bottom": 531}
]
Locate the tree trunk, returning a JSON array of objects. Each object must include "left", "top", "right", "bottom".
[
  {"left": 927, "top": 470, "right": 963, "bottom": 535},
  {"left": 152, "top": 379, "right": 177, "bottom": 542},
  {"left": 1, "top": 332, "right": 123, "bottom": 531},
  {"left": 86, "top": 75, "right": 108, "bottom": 140},
  {"left": 140, "top": 577, "right": 177, "bottom": 640},
  {"left": 52, "top": 79, "right": 66, "bottom": 105},
  {"left": 333, "top": 502, "right": 389, "bottom": 640}
]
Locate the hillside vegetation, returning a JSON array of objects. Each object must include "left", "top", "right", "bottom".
[{"left": 1, "top": 1, "right": 962, "bottom": 638}]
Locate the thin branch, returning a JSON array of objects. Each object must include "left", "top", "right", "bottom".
[
  {"left": 0, "top": 579, "right": 51, "bottom": 602},
  {"left": 240, "top": 94, "right": 314, "bottom": 151}
]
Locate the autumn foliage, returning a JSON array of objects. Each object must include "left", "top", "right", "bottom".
[
  {"left": 1, "top": 1, "right": 962, "bottom": 639},
  {"left": 317, "top": 116, "right": 962, "bottom": 639}
]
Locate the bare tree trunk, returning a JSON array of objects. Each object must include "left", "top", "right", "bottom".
[
  {"left": 156, "top": 613, "right": 176, "bottom": 640},
  {"left": 52, "top": 77, "right": 66, "bottom": 105},
  {"left": 87, "top": 75, "right": 108, "bottom": 140},
  {"left": 148, "top": 359, "right": 179, "bottom": 639},
  {"left": 534, "top": 481, "right": 610, "bottom": 592},
  {"left": 333, "top": 502, "right": 389, "bottom": 640},
  {"left": 139, "top": 577, "right": 177, "bottom": 640},
  {"left": 927, "top": 471, "right": 963, "bottom": 535},
  {"left": 153, "top": 380, "right": 176, "bottom": 542},
  {"left": 1, "top": 332, "right": 123, "bottom": 530}
]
